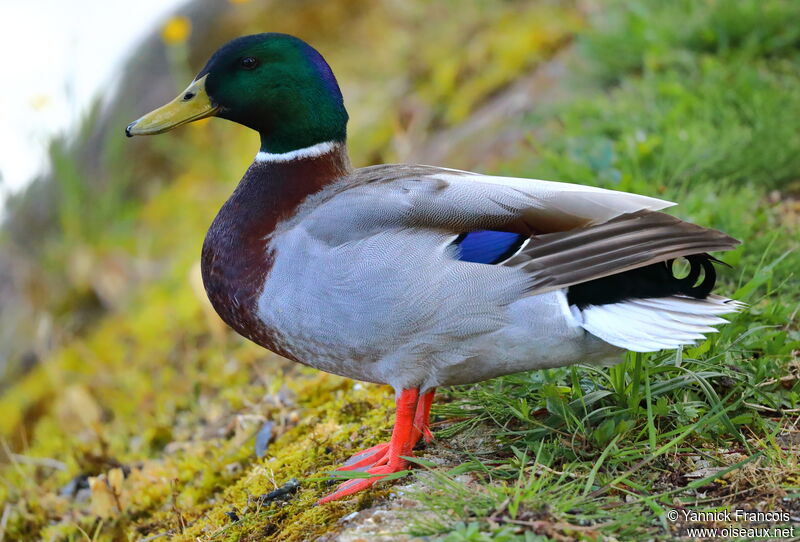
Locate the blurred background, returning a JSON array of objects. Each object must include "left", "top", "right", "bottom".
[{"left": 0, "top": 0, "right": 798, "bottom": 540}]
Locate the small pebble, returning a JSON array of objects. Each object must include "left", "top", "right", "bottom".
[
  {"left": 341, "top": 511, "right": 359, "bottom": 522},
  {"left": 255, "top": 421, "right": 274, "bottom": 458},
  {"left": 260, "top": 478, "right": 300, "bottom": 504},
  {"left": 59, "top": 474, "right": 90, "bottom": 499}
]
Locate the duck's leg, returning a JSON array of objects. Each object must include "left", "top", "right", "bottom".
[
  {"left": 413, "top": 388, "right": 436, "bottom": 444},
  {"left": 319, "top": 388, "right": 419, "bottom": 503},
  {"left": 335, "top": 387, "right": 437, "bottom": 473}
]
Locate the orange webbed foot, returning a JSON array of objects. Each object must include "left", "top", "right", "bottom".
[
  {"left": 318, "top": 388, "right": 439, "bottom": 504},
  {"left": 335, "top": 442, "right": 390, "bottom": 472},
  {"left": 318, "top": 463, "right": 405, "bottom": 504}
]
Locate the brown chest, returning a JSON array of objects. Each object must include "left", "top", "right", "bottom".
[{"left": 200, "top": 148, "right": 350, "bottom": 357}]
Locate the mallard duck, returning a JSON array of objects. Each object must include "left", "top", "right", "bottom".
[{"left": 126, "top": 33, "right": 742, "bottom": 503}]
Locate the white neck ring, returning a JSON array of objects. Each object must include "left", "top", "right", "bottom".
[{"left": 254, "top": 141, "right": 338, "bottom": 163}]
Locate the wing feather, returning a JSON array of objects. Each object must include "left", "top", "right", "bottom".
[
  {"left": 505, "top": 211, "right": 738, "bottom": 294},
  {"left": 294, "top": 166, "right": 737, "bottom": 294}
]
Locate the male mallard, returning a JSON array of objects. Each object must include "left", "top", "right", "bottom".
[{"left": 126, "top": 33, "right": 741, "bottom": 503}]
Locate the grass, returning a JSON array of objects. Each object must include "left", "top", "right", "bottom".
[{"left": 1, "top": 0, "right": 799, "bottom": 540}]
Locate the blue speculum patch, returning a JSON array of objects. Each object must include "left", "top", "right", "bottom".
[{"left": 454, "top": 230, "right": 527, "bottom": 264}]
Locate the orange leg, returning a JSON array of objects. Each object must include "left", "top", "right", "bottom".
[
  {"left": 335, "top": 388, "right": 437, "bottom": 474},
  {"left": 413, "top": 388, "right": 436, "bottom": 443},
  {"left": 319, "top": 388, "right": 427, "bottom": 504}
]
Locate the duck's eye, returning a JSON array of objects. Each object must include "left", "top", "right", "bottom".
[{"left": 240, "top": 57, "right": 258, "bottom": 70}]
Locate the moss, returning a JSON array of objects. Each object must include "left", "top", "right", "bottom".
[{"left": 0, "top": 280, "right": 405, "bottom": 540}]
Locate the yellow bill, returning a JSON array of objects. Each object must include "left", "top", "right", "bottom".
[{"left": 126, "top": 74, "right": 218, "bottom": 137}]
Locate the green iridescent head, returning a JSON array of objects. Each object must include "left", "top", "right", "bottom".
[{"left": 126, "top": 33, "right": 348, "bottom": 154}]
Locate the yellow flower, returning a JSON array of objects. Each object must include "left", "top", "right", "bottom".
[
  {"left": 162, "top": 15, "right": 191, "bottom": 45},
  {"left": 30, "top": 94, "right": 51, "bottom": 111}
]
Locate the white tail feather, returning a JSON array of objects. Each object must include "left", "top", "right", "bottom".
[{"left": 579, "top": 295, "right": 743, "bottom": 352}]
